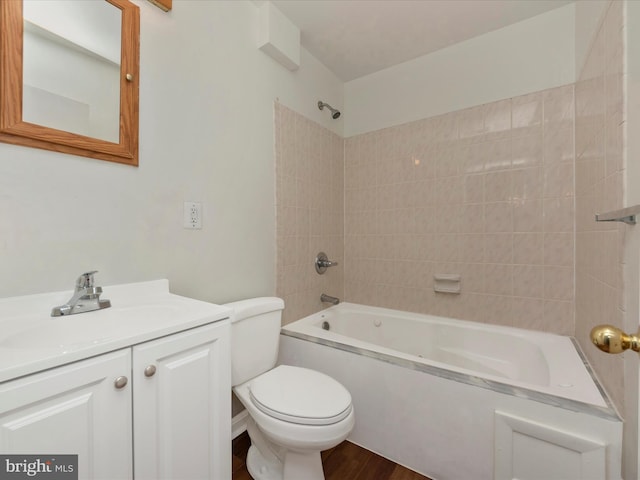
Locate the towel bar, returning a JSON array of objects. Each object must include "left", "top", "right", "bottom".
[{"left": 595, "top": 205, "right": 640, "bottom": 225}]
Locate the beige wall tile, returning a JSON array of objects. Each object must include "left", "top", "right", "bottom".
[
  {"left": 512, "top": 133, "right": 543, "bottom": 168},
  {"left": 484, "top": 264, "right": 513, "bottom": 296},
  {"left": 482, "top": 139, "right": 512, "bottom": 171},
  {"left": 483, "top": 99, "right": 511, "bottom": 139},
  {"left": 484, "top": 171, "right": 513, "bottom": 202},
  {"left": 337, "top": 85, "right": 577, "bottom": 335},
  {"left": 511, "top": 167, "right": 543, "bottom": 201},
  {"left": 543, "top": 299, "right": 574, "bottom": 335},
  {"left": 485, "top": 202, "right": 514, "bottom": 233},
  {"left": 543, "top": 161, "right": 574, "bottom": 198},
  {"left": 463, "top": 174, "right": 484, "bottom": 203},
  {"left": 513, "top": 198, "right": 543, "bottom": 232},
  {"left": 573, "top": 1, "right": 625, "bottom": 414},
  {"left": 484, "top": 233, "right": 513, "bottom": 264},
  {"left": 459, "top": 234, "right": 485, "bottom": 263},
  {"left": 512, "top": 297, "right": 546, "bottom": 330},
  {"left": 544, "top": 127, "right": 574, "bottom": 164},
  {"left": 483, "top": 294, "right": 514, "bottom": 327},
  {"left": 544, "top": 232, "right": 574, "bottom": 267},
  {"left": 544, "top": 266, "right": 574, "bottom": 301},
  {"left": 543, "top": 197, "right": 574, "bottom": 232},
  {"left": 278, "top": 82, "right": 582, "bottom": 340},
  {"left": 513, "top": 232, "right": 544, "bottom": 265},
  {"left": 512, "top": 92, "right": 543, "bottom": 131},
  {"left": 513, "top": 265, "right": 544, "bottom": 299},
  {"left": 460, "top": 204, "right": 485, "bottom": 233},
  {"left": 275, "top": 104, "right": 345, "bottom": 325}
]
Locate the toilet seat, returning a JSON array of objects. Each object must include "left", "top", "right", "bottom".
[{"left": 249, "top": 365, "right": 352, "bottom": 426}]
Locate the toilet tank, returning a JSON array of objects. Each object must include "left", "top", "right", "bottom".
[{"left": 225, "top": 297, "right": 284, "bottom": 386}]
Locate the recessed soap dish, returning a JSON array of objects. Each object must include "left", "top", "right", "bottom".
[{"left": 434, "top": 274, "right": 461, "bottom": 294}]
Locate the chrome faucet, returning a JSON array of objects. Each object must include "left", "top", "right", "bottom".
[
  {"left": 321, "top": 293, "right": 340, "bottom": 305},
  {"left": 51, "top": 271, "right": 111, "bottom": 317}
]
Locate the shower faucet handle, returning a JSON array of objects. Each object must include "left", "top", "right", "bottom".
[{"left": 315, "top": 252, "right": 338, "bottom": 274}]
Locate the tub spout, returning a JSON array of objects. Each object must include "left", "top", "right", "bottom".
[{"left": 321, "top": 293, "right": 340, "bottom": 305}]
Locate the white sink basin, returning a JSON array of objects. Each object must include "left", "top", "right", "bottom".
[
  {"left": 0, "top": 323, "right": 115, "bottom": 352},
  {"left": 1, "top": 304, "right": 182, "bottom": 352}
]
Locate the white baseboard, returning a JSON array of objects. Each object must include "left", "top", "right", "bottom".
[{"left": 232, "top": 410, "right": 249, "bottom": 439}]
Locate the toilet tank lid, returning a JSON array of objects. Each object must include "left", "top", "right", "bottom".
[{"left": 224, "top": 297, "right": 284, "bottom": 323}]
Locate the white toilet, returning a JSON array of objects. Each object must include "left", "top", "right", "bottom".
[{"left": 227, "top": 297, "right": 355, "bottom": 480}]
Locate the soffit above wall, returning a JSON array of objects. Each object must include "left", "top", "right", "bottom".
[{"left": 254, "top": 0, "right": 573, "bottom": 81}]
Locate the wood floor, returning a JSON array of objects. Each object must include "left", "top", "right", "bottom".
[{"left": 232, "top": 432, "right": 432, "bottom": 480}]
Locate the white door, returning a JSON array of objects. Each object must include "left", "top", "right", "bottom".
[
  {"left": 132, "top": 322, "right": 231, "bottom": 480},
  {"left": 0, "top": 350, "right": 133, "bottom": 479}
]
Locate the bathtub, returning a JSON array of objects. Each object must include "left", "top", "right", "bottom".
[{"left": 279, "top": 303, "right": 622, "bottom": 480}]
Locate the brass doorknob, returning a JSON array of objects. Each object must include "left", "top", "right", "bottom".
[{"left": 590, "top": 325, "right": 640, "bottom": 354}]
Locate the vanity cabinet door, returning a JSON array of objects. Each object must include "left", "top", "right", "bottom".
[
  {"left": 0, "top": 350, "right": 133, "bottom": 479},
  {"left": 132, "top": 321, "right": 231, "bottom": 480}
]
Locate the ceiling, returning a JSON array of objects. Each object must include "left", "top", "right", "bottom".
[{"left": 268, "top": 0, "right": 573, "bottom": 81}]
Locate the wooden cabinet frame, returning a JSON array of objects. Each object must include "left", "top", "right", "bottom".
[{"left": 0, "top": 0, "right": 139, "bottom": 165}]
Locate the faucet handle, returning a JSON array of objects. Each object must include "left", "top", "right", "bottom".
[
  {"left": 76, "top": 271, "right": 98, "bottom": 290},
  {"left": 315, "top": 252, "right": 338, "bottom": 274}
]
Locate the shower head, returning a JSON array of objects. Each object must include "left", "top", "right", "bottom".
[{"left": 318, "top": 101, "right": 341, "bottom": 119}]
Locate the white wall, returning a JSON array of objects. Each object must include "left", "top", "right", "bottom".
[
  {"left": 0, "top": 0, "right": 342, "bottom": 302},
  {"left": 574, "top": 0, "right": 608, "bottom": 77},
  {"left": 344, "top": 3, "right": 575, "bottom": 137}
]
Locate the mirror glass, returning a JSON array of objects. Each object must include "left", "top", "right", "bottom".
[{"left": 22, "top": 1, "right": 122, "bottom": 143}]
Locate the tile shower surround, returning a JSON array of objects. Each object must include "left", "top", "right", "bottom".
[
  {"left": 276, "top": 84, "right": 576, "bottom": 335},
  {"left": 574, "top": 1, "right": 625, "bottom": 413},
  {"left": 275, "top": 103, "right": 345, "bottom": 325},
  {"left": 344, "top": 86, "right": 575, "bottom": 334}
]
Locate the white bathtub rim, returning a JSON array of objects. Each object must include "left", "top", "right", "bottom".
[
  {"left": 569, "top": 337, "right": 621, "bottom": 418},
  {"left": 281, "top": 304, "right": 620, "bottom": 422},
  {"left": 280, "top": 329, "right": 619, "bottom": 422},
  {"left": 284, "top": 302, "right": 604, "bottom": 404}
]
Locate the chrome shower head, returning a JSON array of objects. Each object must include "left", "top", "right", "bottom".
[{"left": 318, "top": 101, "right": 341, "bottom": 119}]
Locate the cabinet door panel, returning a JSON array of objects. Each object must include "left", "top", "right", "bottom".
[
  {"left": 133, "top": 322, "right": 230, "bottom": 480},
  {"left": 0, "top": 350, "right": 132, "bottom": 479},
  {"left": 494, "top": 411, "right": 606, "bottom": 480}
]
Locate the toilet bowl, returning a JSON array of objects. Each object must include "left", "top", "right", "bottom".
[
  {"left": 234, "top": 366, "right": 355, "bottom": 480},
  {"left": 226, "top": 298, "right": 355, "bottom": 480}
]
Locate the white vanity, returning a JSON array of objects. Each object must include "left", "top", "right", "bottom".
[{"left": 0, "top": 279, "right": 231, "bottom": 480}]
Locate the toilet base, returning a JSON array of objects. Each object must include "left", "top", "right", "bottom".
[
  {"left": 246, "top": 445, "right": 283, "bottom": 480},
  {"left": 246, "top": 444, "right": 325, "bottom": 480},
  {"left": 283, "top": 450, "right": 324, "bottom": 480},
  {"left": 245, "top": 417, "right": 327, "bottom": 480}
]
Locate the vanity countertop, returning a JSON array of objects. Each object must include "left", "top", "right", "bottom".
[{"left": 0, "top": 279, "right": 231, "bottom": 383}]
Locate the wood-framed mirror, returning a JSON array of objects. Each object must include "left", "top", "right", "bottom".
[{"left": 0, "top": 0, "right": 139, "bottom": 166}]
